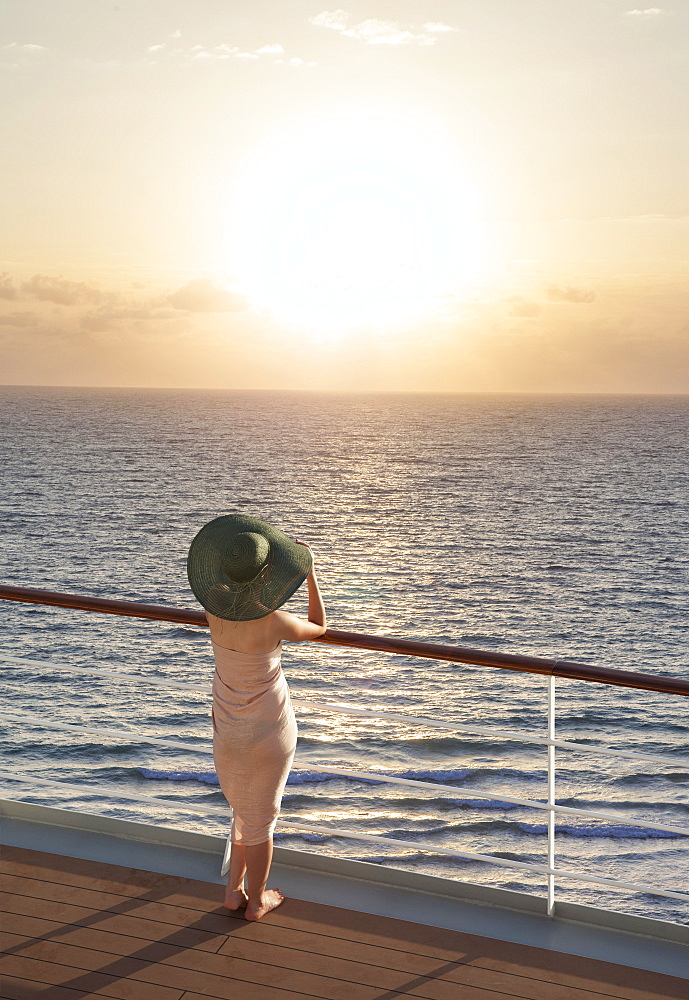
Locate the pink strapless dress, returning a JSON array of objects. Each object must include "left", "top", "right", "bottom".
[{"left": 211, "top": 639, "right": 297, "bottom": 846}]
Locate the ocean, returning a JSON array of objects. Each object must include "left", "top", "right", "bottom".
[{"left": 1, "top": 386, "right": 687, "bottom": 924}]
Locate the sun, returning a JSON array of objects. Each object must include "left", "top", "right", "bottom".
[{"left": 226, "top": 108, "right": 485, "bottom": 334}]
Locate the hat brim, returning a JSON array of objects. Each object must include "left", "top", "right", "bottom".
[{"left": 187, "top": 514, "right": 312, "bottom": 621}]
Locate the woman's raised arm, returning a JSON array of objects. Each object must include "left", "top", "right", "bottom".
[{"left": 274, "top": 556, "right": 327, "bottom": 642}]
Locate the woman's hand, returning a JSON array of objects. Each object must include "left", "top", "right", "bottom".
[{"left": 294, "top": 538, "right": 314, "bottom": 565}]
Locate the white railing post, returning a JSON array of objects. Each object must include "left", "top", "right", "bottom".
[{"left": 547, "top": 675, "right": 556, "bottom": 916}]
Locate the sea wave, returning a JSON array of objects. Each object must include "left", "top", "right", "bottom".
[
  {"left": 289, "top": 766, "right": 543, "bottom": 785},
  {"left": 133, "top": 764, "right": 545, "bottom": 787},
  {"left": 384, "top": 820, "right": 683, "bottom": 841},
  {"left": 613, "top": 772, "right": 689, "bottom": 786},
  {"left": 6, "top": 741, "right": 149, "bottom": 759},
  {"left": 384, "top": 795, "right": 527, "bottom": 811},
  {"left": 274, "top": 815, "right": 682, "bottom": 848},
  {"left": 137, "top": 767, "right": 219, "bottom": 785},
  {"left": 297, "top": 735, "right": 531, "bottom": 755},
  {"left": 281, "top": 792, "right": 527, "bottom": 811},
  {"left": 168, "top": 628, "right": 208, "bottom": 640},
  {"left": 399, "top": 766, "right": 545, "bottom": 784}
]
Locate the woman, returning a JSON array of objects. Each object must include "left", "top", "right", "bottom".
[{"left": 187, "top": 514, "right": 326, "bottom": 920}]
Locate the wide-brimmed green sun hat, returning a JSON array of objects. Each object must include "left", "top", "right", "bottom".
[{"left": 187, "top": 514, "right": 312, "bottom": 621}]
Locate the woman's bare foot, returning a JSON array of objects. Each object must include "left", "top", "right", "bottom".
[
  {"left": 223, "top": 888, "right": 249, "bottom": 911},
  {"left": 245, "top": 888, "right": 284, "bottom": 921}
]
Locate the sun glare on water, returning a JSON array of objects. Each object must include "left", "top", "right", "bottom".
[{"left": 228, "top": 110, "right": 484, "bottom": 335}]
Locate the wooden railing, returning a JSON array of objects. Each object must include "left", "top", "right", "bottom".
[{"left": 1, "top": 583, "right": 687, "bottom": 697}]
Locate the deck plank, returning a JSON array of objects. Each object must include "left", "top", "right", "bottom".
[
  {"left": 1, "top": 913, "right": 225, "bottom": 963},
  {"left": 0, "top": 893, "right": 230, "bottom": 953},
  {"left": 1, "top": 846, "right": 686, "bottom": 1000},
  {"left": 0, "top": 974, "right": 110, "bottom": 999},
  {"left": 1, "top": 873, "right": 234, "bottom": 935},
  {"left": 0, "top": 973, "right": 181, "bottom": 1000},
  {"left": 0, "top": 954, "right": 183, "bottom": 1000},
  {"left": 1, "top": 847, "right": 222, "bottom": 906},
  {"left": 1, "top": 848, "right": 224, "bottom": 909}
]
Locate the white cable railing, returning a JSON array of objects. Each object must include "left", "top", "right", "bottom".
[
  {"left": 2, "top": 769, "right": 688, "bottom": 905},
  {"left": 2, "top": 650, "right": 688, "bottom": 913}
]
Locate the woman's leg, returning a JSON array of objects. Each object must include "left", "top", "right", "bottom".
[
  {"left": 214, "top": 728, "right": 250, "bottom": 910},
  {"left": 224, "top": 842, "right": 248, "bottom": 910},
  {"left": 214, "top": 711, "right": 295, "bottom": 918},
  {"left": 245, "top": 838, "right": 284, "bottom": 921}
]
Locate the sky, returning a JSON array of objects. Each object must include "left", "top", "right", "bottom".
[{"left": 1, "top": 0, "right": 687, "bottom": 392}]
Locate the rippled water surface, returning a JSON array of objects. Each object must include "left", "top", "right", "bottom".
[{"left": 1, "top": 387, "right": 687, "bottom": 923}]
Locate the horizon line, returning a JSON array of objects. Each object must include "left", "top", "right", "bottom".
[{"left": 1, "top": 383, "right": 688, "bottom": 397}]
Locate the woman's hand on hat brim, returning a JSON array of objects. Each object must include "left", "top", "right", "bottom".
[{"left": 294, "top": 538, "right": 315, "bottom": 571}]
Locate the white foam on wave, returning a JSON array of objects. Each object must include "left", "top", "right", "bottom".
[{"left": 137, "top": 767, "right": 219, "bottom": 785}]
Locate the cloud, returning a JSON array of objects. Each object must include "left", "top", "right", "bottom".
[
  {"left": 168, "top": 279, "right": 248, "bottom": 313},
  {"left": 3, "top": 271, "right": 249, "bottom": 319},
  {"left": 190, "top": 42, "right": 241, "bottom": 60},
  {"left": 2, "top": 42, "right": 47, "bottom": 51},
  {"left": 310, "top": 10, "right": 349, "bottom": 31},
  {"left": 309, "top": 10, "right": 456, "bottom": 45},
  {"left": 21, "top": 274, "right": 114, "bottom": 306},
  {"left": 150, "top": 40, "right": 312, "bottom": 66},
  {"left": 0, "top": 311, "right": 37, "bottom": 327},
  {"left": 423, "top": 23, "right": 456, "bottom": 35},
  {"left": 0, "top": 273, "right": 18, "bottom": 300},
  {"left": 625, "top": 8, "right": 663, "bottom": 17},
  {"left": 546, "top": 284, "right": 596, "bottom": 303}
]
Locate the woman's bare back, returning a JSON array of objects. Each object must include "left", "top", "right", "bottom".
[{"left": 206, "top": 609, "right": 282, "bottom": 653}]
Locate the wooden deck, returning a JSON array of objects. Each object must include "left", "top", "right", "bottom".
[{"left": 0, "top": 846, "right": 686, "bottom": 1000}]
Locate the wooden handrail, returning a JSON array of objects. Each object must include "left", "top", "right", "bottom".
[{"left": 1, "top": 583, "right": 688, "bottom": 697}]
